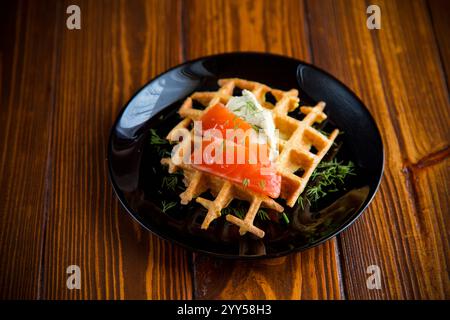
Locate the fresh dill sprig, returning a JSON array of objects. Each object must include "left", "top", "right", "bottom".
[
  {"left": 150, "top": 129, "right": 168, "bottom": 145},
  {"left": 297, "top": 196, "right": 304, "bottom": 209},
  {"left": 221, "top": 206, "right": 246, "bottom": 219},
  {"left": 297, "top": 159, "right": 355, "bottom": 206},
  {"left": 313, "top": 159, "right": 355, "bottom": 184},
  {"left": 318, "top": 129, "right": 330, "bottom": 137},
  {"left": 220, "top": 207, "right": 231, "bottom": 216},
  {"left": 222, "top": 206, "right": 273, "bottom": 222},
  {"left": 161, "top": 170, "right": 185, "bottom": 192},
  {"left": 161, "top": 175, "right": 178, "bottom": 191},
  {"left": 161, "top": 200, "right": 177, "bottom": 213},
  {"left": 306, "top": 185, "right": 327, "bottom": 202},
  {"left": 251, "top": 124, "right": 262, "bottom": 132},
  {"left": 257, "top": 209, "right": 270, "bottom": 221},
  {"left": 297, "top": 195, "right": 311, "bottom": 209},
  {"left": 222, "top": 201, "right": 268, "bottom": 221},
  {"left": 281, "top": 212, "right": 290, "bottom": 224},
  {"left": 158, "top": 149, "right": 171, "bottom": 157},
  {"left": 245, "top": 101, "right": 260, "bottom": 115},
  {"left": 149, "top": 129, "right": 172, "bottom": 157},
  {"left": 234, "top": 208, "right": 246, "bottom": 219}
]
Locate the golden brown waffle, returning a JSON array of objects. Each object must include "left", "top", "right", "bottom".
[{"left": 161, "top": 78, "right": 338, "bottom": 238}]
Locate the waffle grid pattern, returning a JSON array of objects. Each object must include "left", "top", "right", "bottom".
[{"left": 161, "top": 78, "right": 338, "bottom": 238}]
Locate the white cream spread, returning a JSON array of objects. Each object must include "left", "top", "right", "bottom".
[{"left": 226, "top": 90, "right": 278, "bottom": 161}]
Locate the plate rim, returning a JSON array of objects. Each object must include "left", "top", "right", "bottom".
[{"left": 107, "top": 51, "right": 385, "bottom": 259}]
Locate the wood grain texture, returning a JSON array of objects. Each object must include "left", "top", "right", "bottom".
[
  {"left": 370, "top": 0, "right": 449, "bottom": 164},
  {"left": 306, "top": 0, "right": 449, "bottom": 299},
  {"left": 184, "top": 0, "right": 343, "bottom": 300},
  {"left": 428, "top": 0, "right": 450, "bottom": 85},
  {"left": 409, "top": 157, "right": 450, "bottom": 298},
  {"left": 193, "top": 241, "right": 342, "bottom": 299},
  {"left": 40, "top": 0, "right": 192, "bottom": 299},
  {"left": 1, "top": 0, "right": 448, "bottom": 300},
  {"left": 0, "top": 0, "right": 58, "bottom": 299}
]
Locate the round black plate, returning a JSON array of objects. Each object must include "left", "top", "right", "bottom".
[{"left": 107, "top": 52, "right": 384, "bottom": 259}]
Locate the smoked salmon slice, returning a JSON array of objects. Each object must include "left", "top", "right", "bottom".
[
  {"left": 191, "top": 103, "right": 281, "bottom": 198},
  {"left": 199, "top": 103, "right": 252, "bottom": 137}
]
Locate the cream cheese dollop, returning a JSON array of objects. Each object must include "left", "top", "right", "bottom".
[{"left": 226, "top": 90, "right": 278, "bottom": 161}]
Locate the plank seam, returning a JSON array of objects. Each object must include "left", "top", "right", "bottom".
[
  {"left": 409, "top": 145, "right": 450, "bottom": 170},
  {"left": 401, "top": 166, "right": 426, "bottom": 234}
]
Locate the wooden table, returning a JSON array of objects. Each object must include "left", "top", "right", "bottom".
[{"left": 0, "top": 0, "right": 448, "bottom": 300}]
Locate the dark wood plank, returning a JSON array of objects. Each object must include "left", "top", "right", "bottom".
[
  {"left": 371, "top": 0, "right": 449, "bottom": 164},
  {"left": 307, "top": 0, "right": 449, "bottom": 299},
  {"left": 0, "top": 0, "right": 59, "bottom": 299},
  {"left": 409, "top": 156, "right": 449, "bottom": 298},
  {"left": 184, "top": 0, "right": 343, "bottom": 300},
  {"left": 428, "top": 0, "right": 450, "bottom": 85},
  {"left": 194, "top": 241, "right": 342, "bottom": 299},
  {"left": 41, "top": 0, "right": 192, "bottom": 299},
  {"left": 2, "top": 0, "right": 446, "bottom": 300}
]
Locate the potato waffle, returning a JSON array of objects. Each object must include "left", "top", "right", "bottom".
[{"left": 161, "top": 78, "right": 338, "bottom": 238}]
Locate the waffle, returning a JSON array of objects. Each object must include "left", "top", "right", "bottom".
[{"left": 161, "top": 78, "right": 338, "bottom": 238}]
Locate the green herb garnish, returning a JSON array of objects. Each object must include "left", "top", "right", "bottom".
[
  {"left": 281, "top": 212, "right": 290, "bottom": 224},
  {"left": 312, "top": 159, "right": 355, "bottom": 184},
  {"left": 306, "top": 184, "right": 327, "bottom": 202},
  {"left": 221, "top": 206, "right": 246, "bottom": 219},
  {"left": 242, "top": 178, "right": 250, "bottom": 187},
  {"left": 245, "top": 101, "right": 260, "bottom": 114},
  {"left": 257, "top": 209, "right": 270, "bottom": 221},
  {"left": 161, "top": 200, "right": 177, "bottom": 213},
  {"left": 150, "top": 129, "right": 168, "bottom": 145},
  {"left": 150, "top": 129, "right": 172, "bottom": 157},
  {"left": 251, "top": 124, "right": 262, "bottom": 132},
  {"left": 258, "top": 180, "right": 266, "bottom": 190},
  {"left": 297, "top": 195, "right": 311, "bottom": 209},
  {"left": 297, "top": 159, "right": 355, "bottom": 206},
  {"left": 161, "top": 175, "right": 178, "bottom": 191}
]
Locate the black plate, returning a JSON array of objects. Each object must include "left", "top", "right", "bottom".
[{"left": 107, "top": 52, "right": 384, "bottom": 259}]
